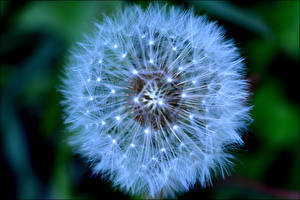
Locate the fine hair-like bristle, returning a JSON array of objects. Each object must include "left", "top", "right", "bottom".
[{"left": 60, "top": 3, "right": 252, "bottom": 198}]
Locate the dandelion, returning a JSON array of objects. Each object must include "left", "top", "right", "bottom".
[{"left": 60, "top": 3, "right": 251, "bottom": 198}]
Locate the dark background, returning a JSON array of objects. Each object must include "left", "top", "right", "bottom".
[{"left": 1, "top": 0, "right": 299, "bottom": 199}]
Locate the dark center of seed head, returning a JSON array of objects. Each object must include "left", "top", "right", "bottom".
[{"left": 128, "top": 69, "right": 184, "bottom": 130}]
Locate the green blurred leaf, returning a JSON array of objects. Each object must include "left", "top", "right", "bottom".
[
  {"left": 215, "top": 185, "right": 272, "bottom": 200},
  {"left": 15, "top": 1, "right": 124, "bottom": 44},
  {"left": 0, "top": 64, "right": 15, "bottom": 87},
  {"left": 1, "top": 89, "right": 41, "bottom": 198},
  {"left": 237, "top": 150, "right": 274, "bottom": 180},
  {"left": 189, "top": 1, "right": 271, "bottom": 38},
  {"left": 244, "top": 39, "right": 277, "bottom": 74},
  {"left": 252, "top": 81, "right": 299, "bottom": 148},
  {"left": 236, "top": 80, "right": 299, "bottom": 180},
  {"left": 40, "top": 90, "right": 61, "bottom": 138},
  {"left": 256, "top": 1, "right": 299, "bottom": 60},
  {"left": 49, "top": 143, "right": 73, "bottom": 199},
  {"left": 0, "top": 0, "right": 8, "bottom": 17}
]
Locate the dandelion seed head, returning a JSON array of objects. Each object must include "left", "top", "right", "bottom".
[{"left": 60, "top": 3, "right": 251, "bottom": 198}]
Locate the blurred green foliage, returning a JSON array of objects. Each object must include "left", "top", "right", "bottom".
[{"left": 1, "top": 1, "right": 299, "bottom": 199}]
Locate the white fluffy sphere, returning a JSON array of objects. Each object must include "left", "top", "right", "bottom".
[{"left": 60, "top": 3, "right": 251, "bottom": 198}]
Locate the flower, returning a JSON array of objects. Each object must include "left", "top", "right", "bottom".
[{"left": 60, "top": 3, "right": 251, "bottom": 198}]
